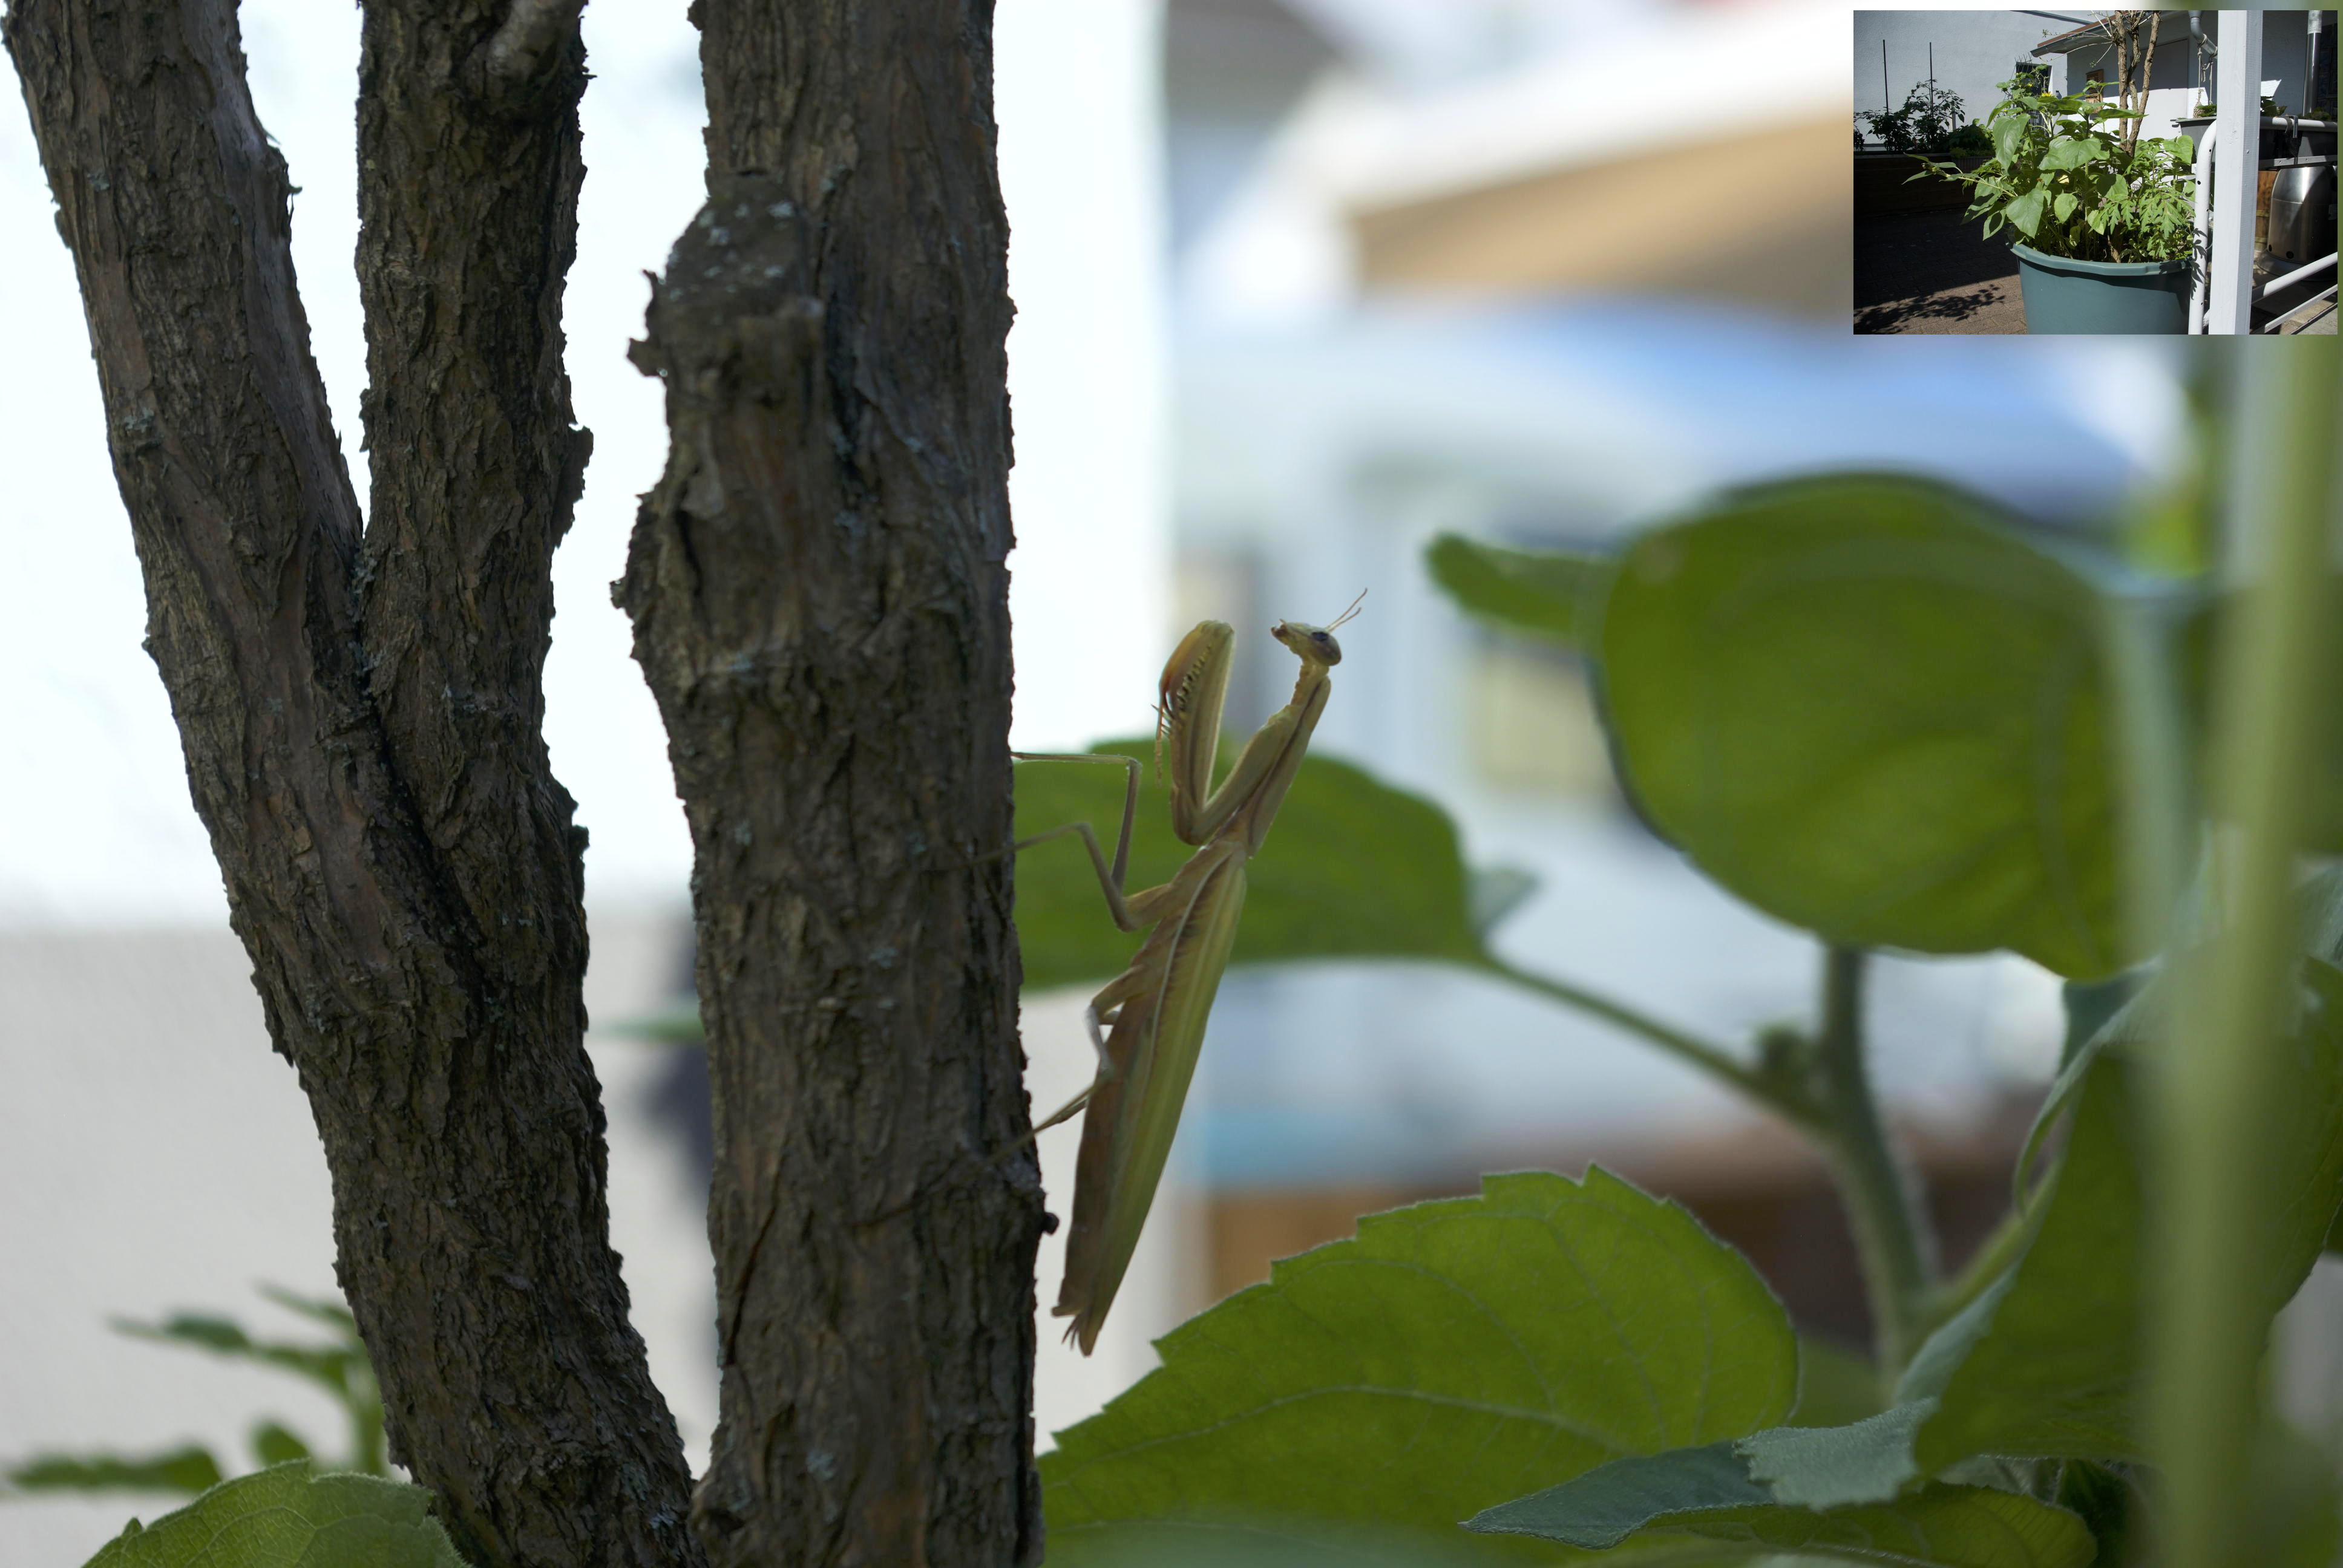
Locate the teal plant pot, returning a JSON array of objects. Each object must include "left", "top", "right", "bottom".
[{"left": 2009, "top": 243, "right": 2191, "bottom": 334}]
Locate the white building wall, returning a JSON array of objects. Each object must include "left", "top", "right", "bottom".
[{"left": 1854, "top": 10, "right": 2075, "bottom": 143}]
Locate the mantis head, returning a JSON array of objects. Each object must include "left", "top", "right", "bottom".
[{"left": 1271, "top": 589, "right": 1367, "bottom": 669}]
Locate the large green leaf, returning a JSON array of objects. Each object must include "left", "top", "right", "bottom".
[
  {"left": 1597, "top": 475, "right": 2129, "bottom": 978},
  {"left": 2004, "top": 185, "right": 2048, "bottom": 238},
  {"left": 1466, "top": 1446, "right": 2091, "bottom": 1567},
  {"left": 1016, "top": 740, "right": 1484, "bottom": 993},
  {"left": 1040, "top": 1169, "right": 1798, "bottom": 1564},
  {"left": 80, "top": 1462, "right": 468, "bottom": 1568},
  {"left": 1990, "top": 108, "right": 2029, "bottom": 165},
  {"left": 1426, "top": 534, "right": 1616, "bottom": 651}
]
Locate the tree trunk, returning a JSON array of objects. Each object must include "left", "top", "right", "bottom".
[
  {"left": 614, "top": 1, "right": 1044, "bottom": 1564},
  {"left": 3, "top": 4, "right": 703, "bottom": 1566}
]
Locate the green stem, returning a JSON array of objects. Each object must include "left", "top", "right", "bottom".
[
  {"left": 1916, "top": 1184, "right": 2037, "bottom": 1346},
  {"left": 2153, "top": 344, "right": 2340, "bottom": 1568},
  {"left": 1476, "top": 954, "right": 1821, "bottom": 1134},
  {"left": 1809, "top": 946, "right": 1936, "bottom": 1380}
]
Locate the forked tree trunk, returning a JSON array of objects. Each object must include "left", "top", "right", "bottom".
[
  {"left": 5, "top": 3, "right": 698, "bottom": 1566},
  {"left": 615, "top": 1, "right": 1045, "bottom": 1564},
  {"left": 9, "top": 0, "right": 1037, "bottom": 1559}
]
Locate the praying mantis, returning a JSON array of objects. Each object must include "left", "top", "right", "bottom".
[{"left": 1015, "top": 593, "right": 1363, "bottom": 1353}]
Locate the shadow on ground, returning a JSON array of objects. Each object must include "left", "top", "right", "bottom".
[
  {"left": 1854, "top": 207, "right": 2025, "bottom": 335},
  {"left": 1855, "top": 286, "right": 2009, "bottom": 332}
]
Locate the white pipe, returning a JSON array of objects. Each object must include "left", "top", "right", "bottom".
[
  {"left": 2260, "top": 284, "right": 2338, "bottom": 333},
  {"left": 2190, "top": 117, "right": 2218, "bottom": 332},
  {"left": 2256, "top": 252, "right": 2340, "bottom": 299}
]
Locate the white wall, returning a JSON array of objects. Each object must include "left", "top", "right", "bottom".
[
  {"left": 0, "top": 0, "right": 1173, "bottom": 916},
  {"left": 1853, "top": 10, "right": 2074, "bottom": 145}
]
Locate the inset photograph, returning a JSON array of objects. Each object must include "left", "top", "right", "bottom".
[{"left": 1855, "top": 9, "right": 2335, "bottom": 333}]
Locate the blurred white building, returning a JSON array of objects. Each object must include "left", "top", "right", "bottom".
[{"left": 1141, "top": 0, "right": 2180, "bottom": 1314}]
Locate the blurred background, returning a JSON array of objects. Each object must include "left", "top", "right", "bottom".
[{"left": 0, "top": 1, "right": 2285, "bottom": 1561}]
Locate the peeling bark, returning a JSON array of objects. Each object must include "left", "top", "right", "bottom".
[
  {"left": 4, "top": 3, "right": 701, "bottom": 1565},
  {"left": 615, "top": 2, "right": 1043, "bottom": 1565}
]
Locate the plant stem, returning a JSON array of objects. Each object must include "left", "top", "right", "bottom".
[
  {"left": 2152, "top": 342, "right": 2339, "bottom": 1568},
  {"left": 1477, "top": 954, "right": 1822, "bottom": 1134},
  {"left": 1810, "top": 946, "right": 1936, "bottom": 1379},
  {"left": 1915, "top": 1183, "right": 2037, "bottom": 1346}
]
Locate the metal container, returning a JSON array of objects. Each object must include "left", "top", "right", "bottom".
[{"left": 2268, "top": 164, "right": 2338, "bottom": 264}]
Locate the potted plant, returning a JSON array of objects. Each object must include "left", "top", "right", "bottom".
[
  {"left": 1856, "top": 85, "right": 1995, "bottom": 217},
  {"left": 1909, "top": 76, "right": 2199, "bottom": 333}
]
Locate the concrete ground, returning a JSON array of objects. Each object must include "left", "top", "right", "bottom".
[
  {"left": 1857, "top": 207, "right": 2336, "bottom": 335},
  {"left": 1854, "top": 207, "right": 2025, "bottom": 335}
]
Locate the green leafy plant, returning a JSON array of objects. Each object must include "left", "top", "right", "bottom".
[
  {"left": 1942, "top": 123, "right": 1993, "bottom": 158},
  {"left": 1910, "top": 75, "right": 2199, "bottom": 262},
  {"left": 1015, "top": 350, "right": 2343, "bottom": 1567},
  {"left": 5, "top": 1286, "right": 390, "bottom": 1501},
  {"left": 1858, "top": 80, "right": 1969, "bottom": 156}
]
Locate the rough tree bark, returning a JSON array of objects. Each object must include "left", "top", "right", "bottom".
[
  {"left": 4, "top": 3, "right": 703, "bottom": 1566},
  {"left": 614, "top": 1, "right": 1044, "bottom": 1564}
]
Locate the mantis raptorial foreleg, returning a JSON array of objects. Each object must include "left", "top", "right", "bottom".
[{"left": 1014, "top": 593, "right": 1363, "bottom": 1354}]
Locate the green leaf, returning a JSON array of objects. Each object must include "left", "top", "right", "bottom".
[
  {"left": 112, "top": 1315, "right": 358, "bottom": 1404},
  {"left": 1016, "top": 742, "right": 1485, "bottom": 992},
  {"left": 1904, "top": 1054, "right": 2146, "bottom": 1465},
  {"left": 2005, "top": 185, "right": 2048, "bottom": 238},
  {"left": 1738, "top": 1405, "right": 1930, "bottom": 1509},
  {"left": 2039, "top": 137, "right": 2103, "bottom": 171},
  {"left": 1595, "top": 475, "right": 2128, "bottom": 978},
  {"left": 1990, "top": 110, "right": 2028, "bottom": 165},
  {"left": 1909, "top": 973, "right": 2343, "bottom": 1469},
  {"left": 1466, "top": 1447, "right": 2091, "bottom": 1567},
  {"left": 601, "top": 1000, "right": 709, "bottom": 1045},
  {"left": 108, "top": 1291, "right": 388, "bottom": 1481},
  {"left": 2255, "top": 1419, "right": 2343, "bottom": 1568},
  {"left": 251, "top": 1423, "right": 312, "bottom": 1468},
  {"left": 7, "top": 1446, "right": 223, "bottom": 1497},
  {"left": 1788, "top": 1339, "right": 1886, "bottom": 1429},
  {"left": 1040, "top": 1169, "right": 1797, "bottom": 1564},
  {"left": 80, "top": 1462, "right": 468, "bottom": 1568},
  {"left": 2051, "top": 191, "right": 2078, "bottom": 223},
  {"left": 1426, "top": 534, "right": 1615, "bottom": 651}
]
